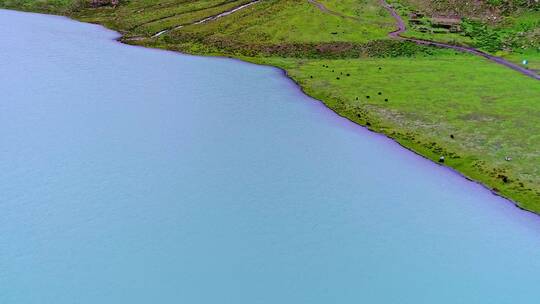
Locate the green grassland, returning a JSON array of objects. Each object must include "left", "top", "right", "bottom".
[
  {"left": 165, "top": 0, "right": 388, "bottom": 43},
  {"left": 2, "top": 0, "right": 540, "bottom": 213},
  {"left": 0, "top": 0, "right": 77, "bottom": 12}
]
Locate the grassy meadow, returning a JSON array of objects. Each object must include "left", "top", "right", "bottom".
[{"left": 1, "top": 0, "right": 540, "bottom": 213}]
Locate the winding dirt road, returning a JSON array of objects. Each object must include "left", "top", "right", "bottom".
[
  {"left": 309, "top": 0, "right": 540, "bottom": 81},
  {"left": 307, "top": 0, "right": 358, "bottom": 21}
]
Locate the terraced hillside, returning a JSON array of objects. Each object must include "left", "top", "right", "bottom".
[{"left": 2, "top": 0, "right": 540, "bottom": 214}]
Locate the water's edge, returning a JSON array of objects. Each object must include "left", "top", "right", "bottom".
[
  {"left": 277, "top": 68, "right": 534, "bottom": 217},
  {"left": 5, "top": 8, "right": 532, "bottom": 217}
]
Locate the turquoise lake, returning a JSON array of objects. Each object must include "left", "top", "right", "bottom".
[{"left": 1, "top": 9, "right": 540, "bottom": 303}]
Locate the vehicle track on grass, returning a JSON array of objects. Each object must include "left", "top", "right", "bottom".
[
  {"left": 307, "top": 0, "right": 359, "bottom": 21},
  {"left": 308, "top": 0, "right": 540, "bottom": 81}
]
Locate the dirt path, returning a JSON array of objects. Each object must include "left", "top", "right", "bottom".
[
  {"left": 152, "top": 0, "right": 260, "bottom": 37},
  {"left": 307, "top": 0, "right": 358, "bottom": 21},
  {"left": 308, "top": 0, "right": 540, "bottom": 81}
]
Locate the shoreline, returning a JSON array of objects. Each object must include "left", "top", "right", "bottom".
[
  {"left": 275, "top": 65, "right": 536, "bottom": 218},
  {"left": 117, "top": 37, "right": 540, "bottom": 218},
  {"left": 5, "top": 7, "right": 538, "bottom": 217}
]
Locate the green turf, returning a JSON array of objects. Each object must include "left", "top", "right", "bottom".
[
  {"left": 0, "top": 0, "right": 78, "bottom": 13},
  {"left": 2, "top": 0, "right": 540, "bottom": 213},
  {"left": 502, "top": 49, "right": 540, "bottom": 71}
]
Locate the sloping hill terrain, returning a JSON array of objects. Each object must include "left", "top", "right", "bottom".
[{"left": 391, "top": 0, "right": 540, "bottom": 63}]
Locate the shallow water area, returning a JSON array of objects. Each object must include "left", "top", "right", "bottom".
[{"left": 1, "top": 9, "right": 540, "bottom": 304}]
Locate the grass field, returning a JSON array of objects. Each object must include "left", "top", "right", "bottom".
[{"left": 2, "top": 0, "right": 540, "bottom": 213}]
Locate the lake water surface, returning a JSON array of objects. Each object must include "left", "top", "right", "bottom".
[{"left": 1, "top": 9, "right": 540, "bottom": 304}]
